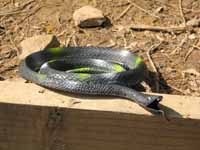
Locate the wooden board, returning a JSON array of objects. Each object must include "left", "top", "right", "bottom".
[{"left": 0, "top": 79, "right": 200, "bottom": 150}]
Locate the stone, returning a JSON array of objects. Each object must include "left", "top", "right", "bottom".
[
  {"left": 20, "top": 35, "right": 60, "bottom": 59},
  {"left": 73, "top": 5, "right": 106, "bottom": 28}
]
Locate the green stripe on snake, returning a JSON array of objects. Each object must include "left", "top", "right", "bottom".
[
  {"left": 79, "top": 73, "right": 91, "bottom": 80},
  {"left": 113, "top": 64, "right": 125, "bottom": 72},
  {"left": 47, "top": 47, "right": 64, "bottom": 55},
  {"left": 71, "top": 67, "right": 99, "bottom": 73},
  {"left": 135, "top": 57, "right": 143, "bottom": 65}
]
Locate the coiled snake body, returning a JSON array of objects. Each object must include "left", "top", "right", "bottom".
[{"left": 19, "top": 47, "right": 162, "bottom": 113}]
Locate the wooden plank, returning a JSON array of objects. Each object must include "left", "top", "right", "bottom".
[
  {"left": 0, "top": 79, "right": 200, "bottom": 150},
  {"left": 1, "top": 79, "right": 200, "bottom": 119}
]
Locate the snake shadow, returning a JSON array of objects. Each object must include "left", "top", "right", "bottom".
[{"left": 133, "top": 70, "right": 173, "bottom": 94}]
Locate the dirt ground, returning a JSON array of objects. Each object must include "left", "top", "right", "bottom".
[{"left": 0, "top": 0, "right": 200, "bottom": 96}]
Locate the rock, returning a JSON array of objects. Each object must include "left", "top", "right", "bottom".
[
  {"left": 73, "top": 5, "right": 106, "bottom": 28},
  {"left": 20, "top": 35, "right": 60, "bottom": 59}
]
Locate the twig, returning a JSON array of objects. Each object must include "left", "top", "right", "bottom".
[
  {"left": 106, "top": 40, "right": 116, "bottom": 48},
  {"left": 115, "top": 3, "right": 132, "bottom": 21},
  {"left": 179, "top": 0, "right": 186, "bottom": 26},
  {"left": 168, "top": 84, "right": 186, "bottom": 94},
  {"left": 0, "top": 15, "right": 7, "bottom": 23},
  {"left": 18, "top": 0, "right": 36, "bottom": 10},
  {"left": 146, "top": 41, "right": 163, "bottom": 92},
  {"left": 171, "top": 34, "right": 188, "bottom": 54},
  {"left": 129, "top": 24, "right": 187, "bottom": 33},
  {"left": 184, "top": 40, "right": 199, "bottom": 61},
  {"left": 0, "top": 10, "right": 27, "bottom": 16},
  {"left": 95, "top": 40, "right": 116, "bottom": 47},
  {"left": 20, "top": 5, "right": 42, "bottom": 23},
  {"left": 95, "top": 40, "right": 107, "bottom": 46},
  {"left": 65, "top": 31, "right": 76, "bottom": 47},
  {"left": 122, "top": 33, "right": 128, "bottom": 48},
  {"left": 0, "top": 0, "right": 36, "bottom": 16},
  {"left": 8, "top": 34, "right": 20, "bottom": 56},
  {"left": 57, "top": 29, "right": 68, "bottom": 37},
  {"left": 65, "top": 35, "right": 72, "bottom": 47},
  {"left": 184, "top": 47, "right": 194, "bottom": 62},
  {"left": 72, "top": 34, "right": 78, "bottom": 46},
  {"left": 115, "top": 2, "right": 130, "bottom": 7},
  {"left": 128, "top": 0, "right": 160, "bottom": 19},
  {"left": 184, "top": 45, "right": 200, "bottom": 61},
  {"left": 1, "top": 1, "right": 10, "bottom": 8},
  {"left": 192, "top": 45, "right": 200, "bottom": 50},
  {"left": 160, "top": 81, "right": 185, "bottom": 94}
]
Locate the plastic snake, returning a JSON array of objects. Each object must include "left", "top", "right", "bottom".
[{"left": 19, "top": 47, "right": 162, "bottom": 113}]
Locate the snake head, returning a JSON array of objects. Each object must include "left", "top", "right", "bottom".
[{"left": 146, "top": 95, "right": 163, "bottom": 114}]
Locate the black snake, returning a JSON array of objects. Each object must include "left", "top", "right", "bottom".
[{"left": 19, "top": 47, "right": 162, "bottom": 113}]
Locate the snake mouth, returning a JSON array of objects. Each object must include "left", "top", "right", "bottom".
[{"left": 146, "top": 95, "right": 163, "bottom": 113}]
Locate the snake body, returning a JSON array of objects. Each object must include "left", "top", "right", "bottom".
[{"left": 19, "top": 47, "right": 162, "bottom": 113}]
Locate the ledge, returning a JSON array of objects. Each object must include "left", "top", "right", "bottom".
[
  {"left": 0, "top": 79, "right": 200, "bottom": 150},
  {"left": 1, "top": 79, "right": 200, "bottom": 119}
]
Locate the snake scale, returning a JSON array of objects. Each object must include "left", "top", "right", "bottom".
[{"left": 19, "top": 47, "right": 162, "bottom": 113}]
